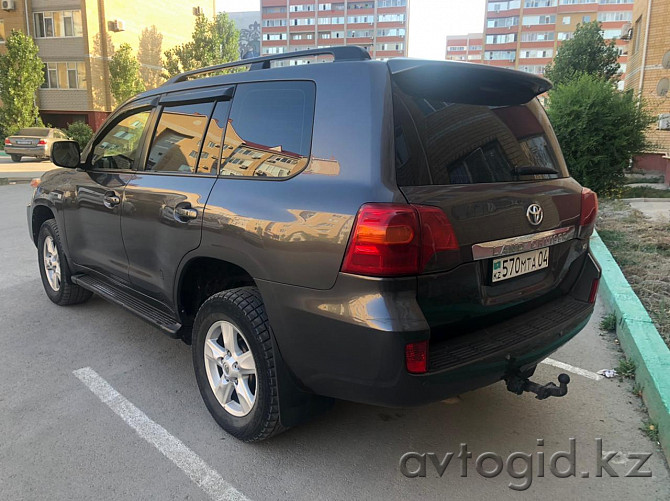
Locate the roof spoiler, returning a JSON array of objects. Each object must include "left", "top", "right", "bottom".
[{"left": 388, "top": 59, "right": 552, "bottom": 106}]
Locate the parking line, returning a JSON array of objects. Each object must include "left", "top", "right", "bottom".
[
  {"left": 73, "top": 367, "right": 249, "bottom": 501},
  {"left": 540, "top": 358, "right": 604, "bottom": 381}
]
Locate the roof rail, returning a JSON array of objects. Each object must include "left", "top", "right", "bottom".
[{"left": 164, "top": 45, "right": 371, "bottom": 85}]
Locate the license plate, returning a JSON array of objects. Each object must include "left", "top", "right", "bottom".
[
  {"left": 492, "top": 248, "right": 549, "bottom": 283},
  {"left": 15, "top": 140, "right": 31, "bottom": 145}
]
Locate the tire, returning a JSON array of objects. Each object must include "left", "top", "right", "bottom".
[
  {"left": 37, "top": 219, "right": 92, "bottom": 306},
  {"left": 10, "top": 154, "right": 21, "bottom": 162},
  {"left": 192, "top": 287, "right": 284, "bottom": 442}
]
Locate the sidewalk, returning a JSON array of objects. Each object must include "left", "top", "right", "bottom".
[{"left": 0, "top": 155, "right": 58, "bottom": 181}]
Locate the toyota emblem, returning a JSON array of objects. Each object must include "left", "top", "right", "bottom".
[{"left": 526, "top": 203, "right": 543, "bottom": 226}]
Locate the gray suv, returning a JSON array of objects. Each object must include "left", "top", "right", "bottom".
[{"left": 28, "top": 47, "right": 601, "bottom": 442}]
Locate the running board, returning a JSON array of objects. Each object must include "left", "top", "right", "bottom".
[{"left": 72, "top": 274, "right": 181, "bottom": 336}]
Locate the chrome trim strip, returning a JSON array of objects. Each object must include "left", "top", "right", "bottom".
[{"left": 472, "top": 227, "right": 576, "bottom": 261}]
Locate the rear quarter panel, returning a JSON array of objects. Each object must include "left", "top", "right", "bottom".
[{"left": 198, "top": 61, "right": 402, "bottom": 289}]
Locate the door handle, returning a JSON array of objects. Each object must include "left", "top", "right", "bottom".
[
  {"left": 174, "top": 206, "right": 198, "bottom": 221},
  {"left": 103, "top": 192, "right": 121, "bottom": 209}
]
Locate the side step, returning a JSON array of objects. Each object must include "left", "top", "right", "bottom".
[{"left": 72, "top": 274, "right": 181, "bottom": 336}]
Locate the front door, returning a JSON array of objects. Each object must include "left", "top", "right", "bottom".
[
  {"left": 121, "top": 90, "right": 233, "bottom": 308},
  {"left": 63, "top": 106, "right": 154, "bottom": 283}
]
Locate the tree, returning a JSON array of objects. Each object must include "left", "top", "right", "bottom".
[
  {"left": 544, "top": 22, "right": 621, "bottom": 87},
  {"left": 546, "top": 74, "right": 655, "bottom": 196},
  {"left": 62, "top": 121, "right": 93, "bottom": 149},
  {"left": 0, "top": 31, "right": 45, "bottom": 138},
  {"left": 163, "top": 13, "right": 240, "bottom": 78},
  {"left": 138, "top": 26, "right": 164, "bottom": 89},
  {"left": 109, "top": 43, "right": 145, "bottom": 104}
]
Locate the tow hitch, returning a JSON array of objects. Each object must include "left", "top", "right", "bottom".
[{"left": 505, "top": 371, "right": 571, "bottom": 400}]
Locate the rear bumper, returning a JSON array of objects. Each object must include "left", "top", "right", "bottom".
[
  {"left": 258, "top": 251, "right": 601, "bottom": 407},
  {"left": 5, "top": 145, "right": 48, "bottom": 157}
]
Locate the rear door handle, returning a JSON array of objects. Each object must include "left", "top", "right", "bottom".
[
  {"left": 174, "top": 205, "right": 198, "bottom": 221},
  {"left": 103, "top": 192, "right": 121, "bottom": 209}
]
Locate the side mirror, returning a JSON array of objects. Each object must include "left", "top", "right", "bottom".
[{"left": 51, "top": 140, "right": 81, "bottom": 168}]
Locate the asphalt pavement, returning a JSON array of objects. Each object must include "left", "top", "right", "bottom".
[{"left": 1, "top": 182, "right": 669, "bottom": 500}]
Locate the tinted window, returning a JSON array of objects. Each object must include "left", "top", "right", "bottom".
[
  {"left": 91, "top": 110, "right": 151, "bottom": 170},
  {"left": 197, "top": 100, "right": 232, "bottom": 175},
  {"left": 393, "top": 87, "right": 568, "bottom": 186},
  {"left": 146, "top": 102, "right": 214, "bottom": 173},
  {"left": 17, "top": 128, "right": 50, "bottom": 137},
  {"left": 220, "top": 81, "right": 315, "bottom": 178}
]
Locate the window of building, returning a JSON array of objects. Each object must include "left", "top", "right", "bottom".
[
  {"left": 523, "top": 15, "right": 556, "bottom": 25},
  {"left": 598, "top": 0, "right": 633, "bottom": 4},
  {"left": 632, "top": 16, "right": 642, "bottom": 54},
  {"left": 518, "top": 65, "right": 546, "bottom": 74},
  {"left": 319, "top": 3, "right": 332, "bottom": 10},
  {"left": 524, "top": 0, "right": 557, "bottom": 7},
  {"left": 349, "top": 29, "right": 373, "bottom": 37},
  {"left": 558, "top": 32, "right": 574, "bottom": 40},
  {"left": 559, "top": 0, "right": 597, "bottom": 4},
  {"left": 484, "top": 50, "right": 517, "bottom": 61},
  {"left": 262, "top": 19, "right": 287, "bottom": 27},
  {"left": 34, "top": 10, "right": 83, "bottom": 38},
  {"left": 378, "top": 28, "right": 406, "bottom": 37},
  {"left": 488, "top": 1, "right": 521, "bottom": 11},
  {"left": 292, "top": 18, "right": 315, "bottom": 26},
  {"left": 486, "top": 16, "right": 519, "bottom": 28},
  {"left": 41, "top": 62, "right": 87, "bottom": 90},
  {"left": 520, "top": 49, "right": 554, "bottom": 58},
  {"left": 146, "top": 102, "right": 214, "bottom": 174},
  {"left": 486, "top": 34, "right": 517, "bottom": 44},
  {"left": 379, "top": 0, "right": 407, "bottom": 6},
  {"left": 597, "top": 11, "right": 633, "bottom": 22},
  {"left": 263, "top": 33, "right": 286, "bottom": 41},
  {"left": 262, "top": 6, "right": 286, "bottom": 14},
  {"left": 220, "top": 82, "right": 316, "bottom": 179},
  {"left": 92, "top": 110, "right": 152, "bottom": 171},
  {"left": 602, "top": 29, "right": 620, "bottom": 39},
  {"left": 582, "top": 15, "right": 591, "bottom": 22},
  {"left": 348, "top": 15, "right": 374, "bottom": 23},
  {"left": 292, "top": 33, "right": 315, "bottom": 40},
  {"left": 290, "top": 4, "right": 314, "bottom": 12},
  {"left": 521, "top": 31, "right": 554, "bottom": 42},
  {"left": 349, "top": 2, "right": 375, "bottom": 9},
  {"left": 378, "top": 14, "right": 405, "bottom": 22},
  {"left": 377, "top": 42, "right": 404, "bottom": 51},
  {"left": 262, "top": 46, "right": 286, "bottom": 55},
  {"left": 448, "top": 46, "right": 466, "bottom": 52}
]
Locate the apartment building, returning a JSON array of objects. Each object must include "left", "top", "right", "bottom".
[
  {"left": 482, "top": 0, "right": 633, "bottom": 78},
  {"left": 445, "top": 33, "right": 483, "bottom": 62},
  {"left": 0, "top": 1, "right": 215, "bottom": 130},
  {"left": 624, "top": 0, "right": 670, "bottom": 165},
  {"left": 260, "top": 0, "right": 409, "bottom": 62}
]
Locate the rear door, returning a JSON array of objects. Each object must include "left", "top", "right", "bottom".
[
  {"left": 389, "top": 60, "right": 584, "bottom": 326},
  {"left": 120, "top": 87, "right": 234, "bottom": 308}
]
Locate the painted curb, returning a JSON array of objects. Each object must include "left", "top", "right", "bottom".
[{"left": 590, "top": 231, "right": 670, "bottom": 459}]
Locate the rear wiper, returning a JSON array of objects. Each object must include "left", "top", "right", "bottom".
[{"left": 514, "top": 166, "right": 559, "bottom": 176}]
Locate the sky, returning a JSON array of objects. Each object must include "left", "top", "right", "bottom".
[{"left": 216, "top": 0, "right": 487, "bottom": 61}]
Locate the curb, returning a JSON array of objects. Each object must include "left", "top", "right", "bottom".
[
  {"left": 621, "top": 198, "right": 670, "bottom": 202},
  {"left": 590, "top": 231, "right": 670, "bottom": 459}
]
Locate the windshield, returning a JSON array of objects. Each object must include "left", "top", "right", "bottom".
[
  {"left": 393, "top": 86, "right": 569, "bottom": 186},
  {"left": 17, "top": 128, "right": 50, "bottom": 137}
]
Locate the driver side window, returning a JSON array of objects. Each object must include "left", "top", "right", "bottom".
[{"left": 91, "top": 110, "right": 151, "bottom": 170}]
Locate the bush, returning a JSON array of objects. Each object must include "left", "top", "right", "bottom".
[
  {"left": 546, "top": 74, "right": 654, "bottom": 197},
  {"left": 63, "top": 121, "right": 93, "bottom": 149}
]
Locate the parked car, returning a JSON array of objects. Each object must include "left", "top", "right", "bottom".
[
  {"left": 28, "top": 47, "right": 601, "bottom": 442},
  {"left": 4, "top": 127, "right": 71, "bottom": 162}
]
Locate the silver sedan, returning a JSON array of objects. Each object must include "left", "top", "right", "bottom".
[{"left": 4, "top": 128, "right": 71, "bottom": 162}]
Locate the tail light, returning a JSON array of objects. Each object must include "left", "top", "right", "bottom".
[
  {"left": 578, "top": 188, "right": 598, "bottom": 238},
  {"left": 38, "top": 139, "right": 47, "bottom": 145},
  {"left": 405, "top": 341, "right": 428, "bottom": 374},
  {"left": 588, "top": 278, "right": 600, "bottom": 304},
  {"left": 341, "top": 203, "right": 459, "bottom": 277},
  {"left": 4, "top": 138, "right": 10, "bottom": 145}
]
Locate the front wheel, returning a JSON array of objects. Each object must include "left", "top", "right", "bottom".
[
  {"left": 37, "top": 220, "right": 92, "bottom": 305},
  {"left": 192, "top": 287, "right": 284, "bottom": 442}
]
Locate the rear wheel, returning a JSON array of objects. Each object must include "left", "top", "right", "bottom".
[
  {"left": 37, "top": 220, "right": 92, "bottom": 305},
  {"left": 10, "top": 154, "right": 21, "bottom": 162},
  {"left": 192, "top": 287, "right": 284, "bottom": 442}
]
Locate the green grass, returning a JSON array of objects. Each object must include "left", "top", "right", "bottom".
[
  {"left": 622, "top": 186, "right": 670, "bottom": 198},
  {"left": 617, "top": 357, "right": 636, "bottom": 379},
  {"left": 640, "top": 420, "right": 660, "bottom": 443},
  {"left": 625, "top": 176, "right": 664, "bottom": 185},
  {"left": 600, "top": 313, "right": 617, "bottom": 332}
]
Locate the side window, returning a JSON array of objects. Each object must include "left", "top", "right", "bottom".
[
  {"left": 220, "top": 81, "right": 315, "bottom": 178},
  {"left": 91, "top": 110, "right": 151, "bottom": 170},
  {"left": 146, "top": 102, "right": 214, "bottom": 173},
  {"left": 197, "top": 100, "right": 232, "bottom": 175}
]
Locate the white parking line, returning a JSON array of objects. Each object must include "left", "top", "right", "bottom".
[
  {"left": 73, "top": 367, "right": 249, "bottom": 501},
  {"left": 540, "top": 358, "right": 604, "bottom": 381}
]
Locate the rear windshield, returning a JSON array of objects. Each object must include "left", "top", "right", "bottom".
[
  {"left": 392, "top": 86, "right": 569, "bottom": 186},
  {"left": 17, "top": 128, "right": 50, "bottom": 137}
]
